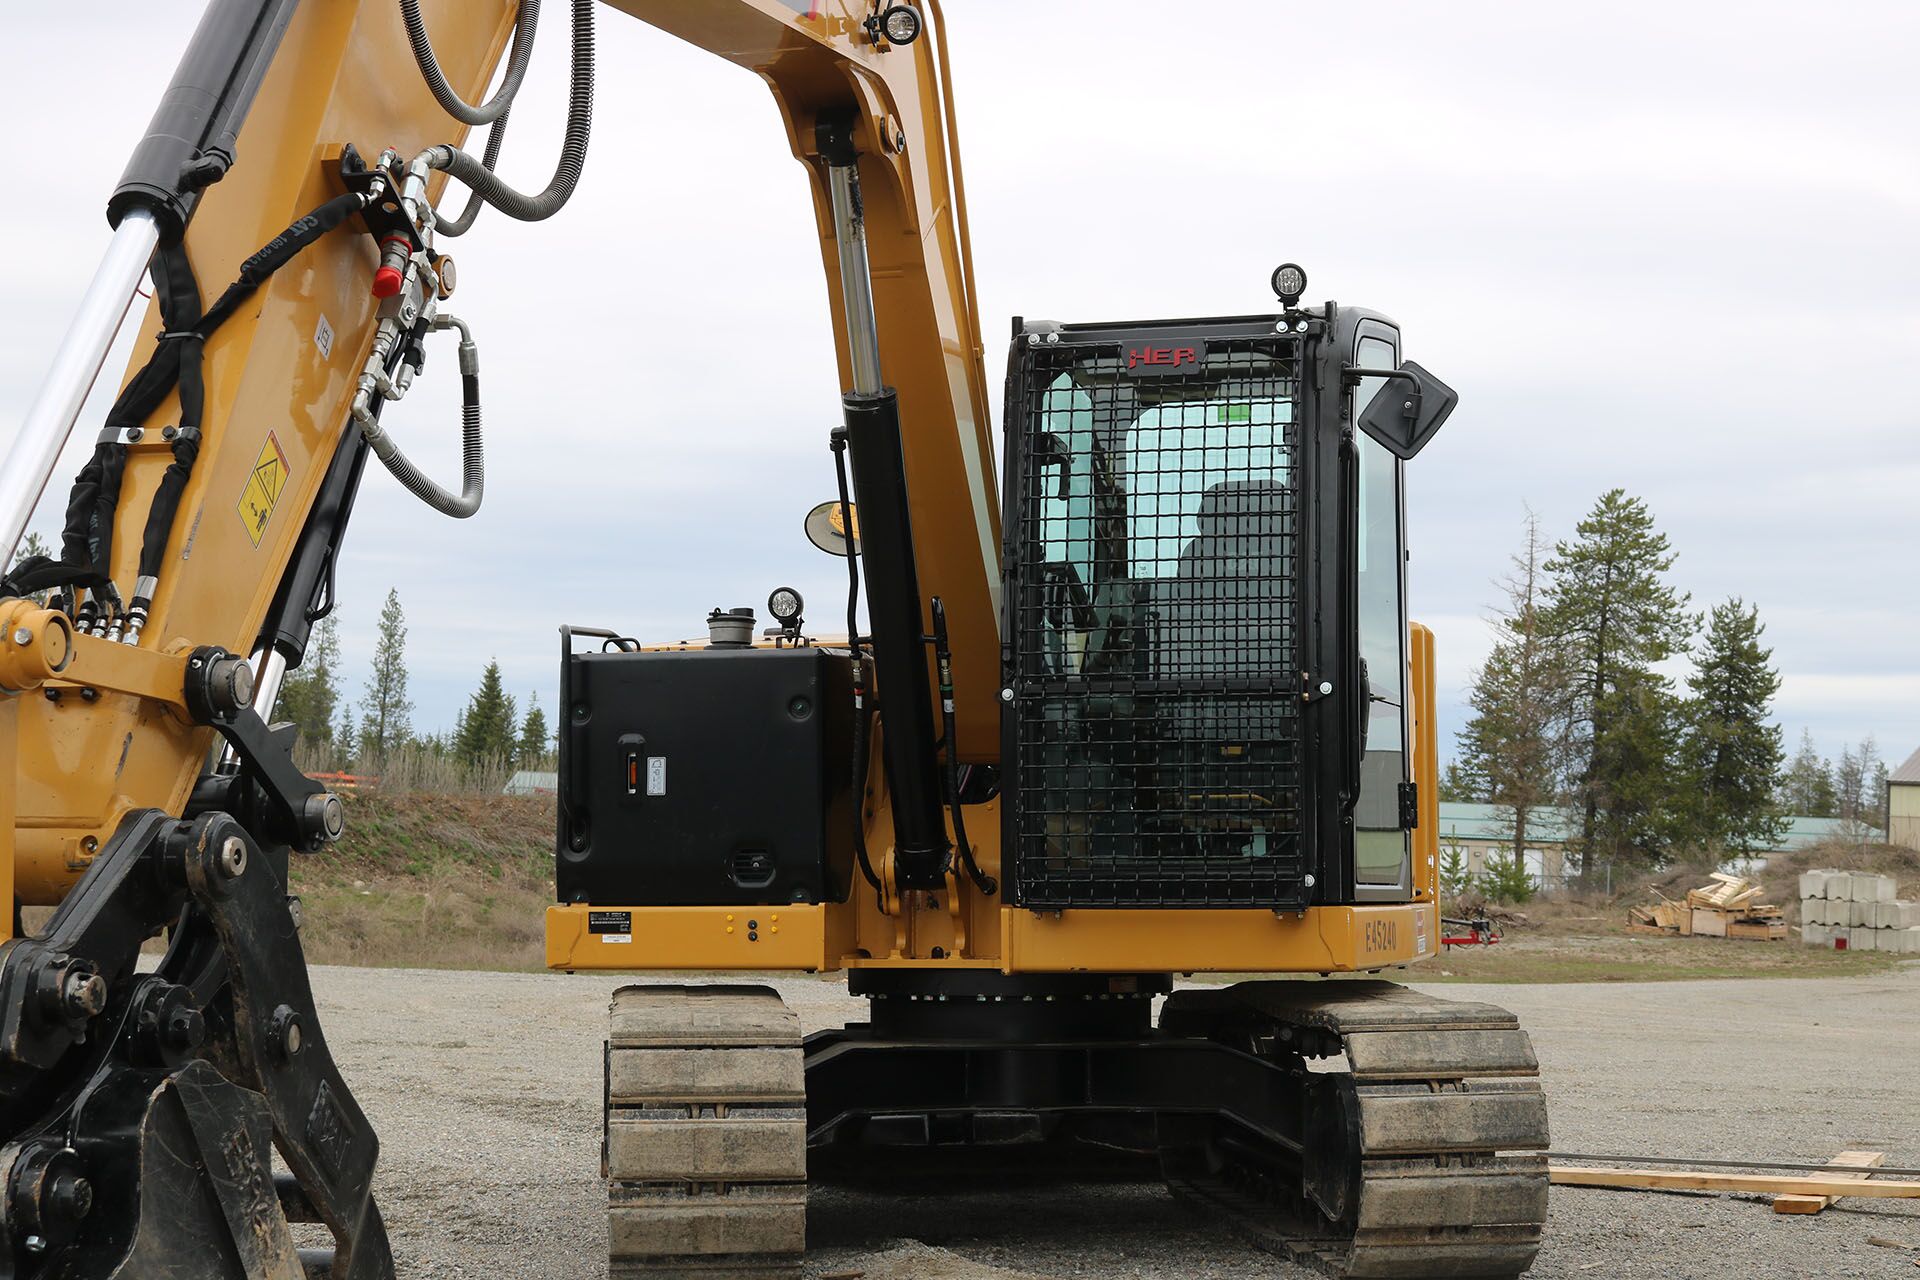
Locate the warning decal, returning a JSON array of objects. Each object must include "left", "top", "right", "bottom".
[{"left": 238, "top": 431, "right": 290, "bottom": 547}]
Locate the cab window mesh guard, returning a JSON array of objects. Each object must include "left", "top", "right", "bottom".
[{"left": 1009, "top": 338, "right": 1309, "bottom": 908}]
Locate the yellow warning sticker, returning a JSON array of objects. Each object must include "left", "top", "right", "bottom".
[{"left": 237, "top": 431, "right": 290, "bottom": 547}]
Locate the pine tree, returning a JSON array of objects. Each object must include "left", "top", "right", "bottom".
[
  {"left": 1780, "top": 730, "right": 1837, "bottom": 817},
  {"left": 1438, "top": 760, "right": 1482, "bottom": 804},
  {"left": 453, "top": 660, "right": 518, "bottom": 765},
  {"left": 1456, "top": 510, "right": 1569, "bottom": 870},
  {"left": 1439, "top": 843, "right": 1472, "bottom": 897},
  {"left": 1869, "top": 757, "right": 1890, "bottom": 833},
  {"left": 336, "top": 704, "right": 357, "bottom": 770},
  {"left": 274, "top": 614, "right": 342, "bottom": 748},
  {"left": 1540, "top": 489, "right": 1695, "bottom": 869},
  {"left": 1678, "top": 599, "right": 1787, "bottom": 858},
  {"left": 518, "top": 694, "right": 551, "bottom": 768},
  {"left": 358, "top": 589, "right": 413, "bottom": 762}
]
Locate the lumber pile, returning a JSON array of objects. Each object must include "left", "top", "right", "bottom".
[
  {"left": 1799, "top": 870, "right": 1920, "bottom": 953},
  {"left": 1627, "top": 872, "right": 1786, "bottom": 941}
]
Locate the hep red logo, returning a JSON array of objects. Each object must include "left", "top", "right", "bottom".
[{"left": 1127, "top": 345, "right": 1198, "bottom": 370}]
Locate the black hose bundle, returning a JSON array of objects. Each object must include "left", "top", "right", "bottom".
[{"left": 20, "top": 193, "right": 365, "bottom": 629}]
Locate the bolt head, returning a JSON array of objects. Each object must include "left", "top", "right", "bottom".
[
  {"left": 12, "top": 628, "right": 31, "bottom": 646},
  {"left": 218, "top": 836, "right": 249, "bottom": 880},
  {"left": 1000, "top": 687, "right": 1015, "bottom": 703},
  {"left": 1318, "top": 680, "right": 1333, "bottom": 695},
  {"left": 165, "top": 1006, "right": 206, "bottom": 1051},
  {"left": 1303, "top": 873, "right": 1317, "bottom": 888},
  {"left": 54, "top": 1176, "right": 91, "bottom": 1224},
  {"left": 62, "top": 971, "right": 107, "bottom": 1018}
]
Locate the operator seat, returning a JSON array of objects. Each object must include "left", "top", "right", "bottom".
[{"left": 1159, "top": 479, "right": 1295, "bottom": 742}]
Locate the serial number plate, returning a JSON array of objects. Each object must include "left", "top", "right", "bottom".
[{"left": 588, "top": 910, "right": 632, "bottom": 935}]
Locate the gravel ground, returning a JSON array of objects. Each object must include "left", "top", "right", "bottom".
[{"left": 309, "top": 965, "right": 1920, "bottom": 1279}]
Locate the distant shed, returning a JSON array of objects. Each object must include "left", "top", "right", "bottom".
[{"left": 1891, "top": 747, "right": 1920, "bottom": 851}]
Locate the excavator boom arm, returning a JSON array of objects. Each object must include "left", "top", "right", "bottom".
[{"left": 0, "top": 3, "right": 997, "bottom": 1274}]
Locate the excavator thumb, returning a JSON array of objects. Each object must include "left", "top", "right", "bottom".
[{"left": 0, "top": 812, "right": 391, "bottom": 1280}]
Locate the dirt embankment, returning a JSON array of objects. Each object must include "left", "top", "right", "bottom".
[
  {"left": 289, "top": 796, "right": 1920, "bottom": 983},
  {"left": 291, "top": 792, "right": 557, "bottom": 971}
]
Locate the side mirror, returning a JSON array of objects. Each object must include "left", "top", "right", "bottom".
[
  {"left": 804, "top": 500, "right": 861, "bottom": 556},
  {"left": 1354, "top": 359, "right": 1458, "bottom": 460}
]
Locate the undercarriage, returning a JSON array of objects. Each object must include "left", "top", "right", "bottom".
[{"left": 605, "top": 971, "right": 1549, "bottom": 1279}]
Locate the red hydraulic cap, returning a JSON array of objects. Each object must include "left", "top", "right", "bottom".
[{"left": 372, "top": 265, "right": 405, "bottom": 298}]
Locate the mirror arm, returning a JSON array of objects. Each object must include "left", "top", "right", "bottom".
[{"left": 1341, "top": 366, "right": 1419, "bottom": 384}]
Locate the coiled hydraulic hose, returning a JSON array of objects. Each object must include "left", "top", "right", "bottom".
[
  {"left": 422, "top": 0, "right": 594, "bottom": 226},
  {"left": 357, "top": 316, "right": 485, "bottom": 519},
  {"left": 438, "top": 104, "right": 510, "bottom": 237},
  {"left": 400, "top": 0, "right": 539, "bottom": 126}
]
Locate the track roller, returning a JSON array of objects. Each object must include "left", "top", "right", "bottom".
[{"left": 1158, "top": 980, "right": 1549, "bottom": 1279}]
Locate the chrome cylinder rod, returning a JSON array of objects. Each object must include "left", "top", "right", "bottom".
[
  {"left": 0, "top": 209, "right": 160, "bottom": 567},
  {"left": 825, "top": 161, "right": 883, "bottom": 396}
]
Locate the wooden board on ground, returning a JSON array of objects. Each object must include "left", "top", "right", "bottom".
[
  {"left": 1692, "top": 908, "right": 1729, "bottom": 937},
  {"left": 1549, "top": 1165, "right": 1920, "bottom": 1200},
  {"left": 1773, "top": 1151, "right": 1885, "bottom": 1214}
]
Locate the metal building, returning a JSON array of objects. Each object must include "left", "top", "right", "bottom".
[{"left": 1891, "top": 747, "right": 1920, "bottom": 851}]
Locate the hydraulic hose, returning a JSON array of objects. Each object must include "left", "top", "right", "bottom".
[
  {"left": 437, "top": 104, "right": 510, "bottom": 237},
  {"left": 423, "top": 0, "right": 593, "bottom": 227},
  {"left": 358, "top": 316, "right": 485, "bottom": 519},
  {"left": 832, "top": 430, "right": 884, "bottom": 896},
  {"left": 400, "top": 0, "right": 539, "bottom": 126}
]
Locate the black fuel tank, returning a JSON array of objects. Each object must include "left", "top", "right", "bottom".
[{"left": 556, "top": 645, "right": 857, "bottom": 907}]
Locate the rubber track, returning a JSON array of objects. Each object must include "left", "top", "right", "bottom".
[
  {"left": 1163, "top": 981, "right": 1549, "bottom": 1279},
  {"left": 605, "top": 985, "right": 806, "bottom": 1279}
]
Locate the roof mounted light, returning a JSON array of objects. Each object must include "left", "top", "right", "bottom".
[
  {"left": 1271, "top": 262, "right": 1308, "bottom": 308},
  {"left": 878, "top": 4, "right": 923, "bottom": 45},
  {"left": 767, "top": 586, "right": 804, "bottom": 627}
]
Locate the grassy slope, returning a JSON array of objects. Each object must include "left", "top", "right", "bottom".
[
  {"left": 291, "top": 792, "right": 557, "bottom": 971},
  {"left": 291, "top": 795, "right": 1919, "bottom": 982}
]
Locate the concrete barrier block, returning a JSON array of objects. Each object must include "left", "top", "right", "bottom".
[
  {"left": 1849, "top": 901, "right": 1874, "bottom": 927},
  {"left": 1802, "top": 923, "right": 1831, "bottom": 947},
  {"left": 1852, "top": 873, "right": 1896, "bottom": 902},
  {"left": 1903, "top": 927, "right": 1920, "bottom": 955},
  {"left": 1822, "top": 871, "right": 1853, "bottom": 900},
  {"left": 1800, "top": 872, "right": 1827, "bottom": 900},
  {"left": 1849, "top": 927, "right": 1878, "bottom": 952}
]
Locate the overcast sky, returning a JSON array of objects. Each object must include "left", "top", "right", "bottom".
[{"left": 2, "top": 2, "right": 1915, "bottom": 774}]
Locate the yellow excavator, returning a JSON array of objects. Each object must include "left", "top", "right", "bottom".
[{"left": 0, "top": 2, "right": 1547, "bottom": 1277}]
